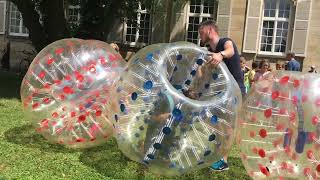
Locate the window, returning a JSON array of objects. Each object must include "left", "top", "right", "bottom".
[
  {"left": 124, "top": 3, "right": 151, "bottom": 47},
  {"left": 187, "top": 0, "right": 217, "bottom": 45},
  {"left": 259, "top": 0, "right": 292, "bottom": 54},
  {"left": 0, "top": 0, "right": 6, "bottom": 34},
  {"left": 68, "top": 0, "right": 81, "bottom": 25},
  {"left": 9, "top": 3, "right": 28, "bottom": 36}
]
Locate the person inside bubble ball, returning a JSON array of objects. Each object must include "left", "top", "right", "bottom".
[
  {"left": 198, "top": 19, "right": 245, "bottom": 171},
  {"left": 142, "top": 89, "right": 200, "bottom": 162}
]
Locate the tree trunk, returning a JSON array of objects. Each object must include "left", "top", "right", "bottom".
[
  {"left": 76, "top": 0, "right": 104, "bottom": 40},
  {"left": 41, "top": 0, "right": 71, "bottom": 42},
  {"left": 101, "top": 0, "right": 124, "bottom": 41},
  {"left": 10, "top": 0, "right": 48, "bottom": 51},
  {"left": 76, "top": 0, "right": 127, "bottom": 41},
  {"left": 1, "top": 40, "right": 10, "bottom": 70}
]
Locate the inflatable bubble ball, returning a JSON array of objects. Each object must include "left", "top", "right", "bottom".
[
  {"left": 20, "top": 38, "right": 126, "bottom": 148},
  {"left": 238, "top": 71, "right": 320, "bottom": 179},
  {"left": 109, "top": 41, "right": 242, "bottom": 176}
]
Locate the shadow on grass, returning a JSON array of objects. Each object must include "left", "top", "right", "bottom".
[
  {"left": 4, "top": 124, "right": 79, "bottom": 153},
  {"left": 170, "top": 156, "right": 250, "bottom": 180},
  {"left": 0, "top": 71, "right": 21, "bottom": 99},
  {"left": 80, "top": 140, "right": 250, "bottom": 179},
  {"left": 79, "top": 138, "right": 151, "bottom": 179}
]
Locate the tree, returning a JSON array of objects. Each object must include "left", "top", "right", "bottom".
[
  {"left": 8, "top": 0, "right": 160, "bottom": 52},
  {"left": 76, "top": 0, "right": 139, "bottom": 40}
]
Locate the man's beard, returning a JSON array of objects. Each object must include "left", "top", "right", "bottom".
[
  {"left": 200, "top": 37, "right": 209, "bottom": 47},
  {"left": 200, "top": 37, "right": 210, "bottom": 47}
]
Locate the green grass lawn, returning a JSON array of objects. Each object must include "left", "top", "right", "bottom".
[{"left": 0, "top": 71, "right": 250, "bottom": 179}]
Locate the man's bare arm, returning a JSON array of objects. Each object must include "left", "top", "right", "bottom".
[{"left": 220, "top": 40, "right": 234, "bottom": 59}]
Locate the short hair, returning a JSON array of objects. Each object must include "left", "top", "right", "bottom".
[
  {"left": 287, "top": 52, "right": 295, "bottom": 57},
  {"left": 252, "top": 62, "right": 258, "bottom": 69},
  {"left": 199, "top": 20, "right": 219, "bottom": 33},
  {"left": 240, "top": 56, "right": 246, "bottom": 63}
]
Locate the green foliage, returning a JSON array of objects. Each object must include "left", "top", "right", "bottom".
[
  {"left": 77, "top": 0, "right": 145, "bottom": 39},
  {"left": 8, "top": 0, "right": 159, "bottom": 49}
]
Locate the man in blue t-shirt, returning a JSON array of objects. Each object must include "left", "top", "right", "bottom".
[
  {"left": 286, "top": 52, "right": 300, "bottom": 71},
  {"left": 198, "top": 20, "right": 244, "bottom": 171}
]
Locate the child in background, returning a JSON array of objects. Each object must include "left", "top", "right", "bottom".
[
  {"left": 253, "top": 59, "right": 271, "bottom": 83},
  {"left": 276, "top": 61, "right": 285, "bottom": 70},
  {"left": 240, "top": 56, "right": 250, "bottom": 94},
  {"left": 248, "top": 62, "right": 258, "bottom": 91}
]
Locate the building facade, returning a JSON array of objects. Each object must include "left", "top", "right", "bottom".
[{"left": 1, "top": 0, "right": 319, "bottom": 72}]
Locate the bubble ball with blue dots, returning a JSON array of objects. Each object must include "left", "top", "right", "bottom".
[{"left": 109, "top": 41, "right": 242, "bottom": 176}]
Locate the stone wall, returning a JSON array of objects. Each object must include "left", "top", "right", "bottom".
[{"left": 304, "top": 0, "right": 320, "bottom": 72}]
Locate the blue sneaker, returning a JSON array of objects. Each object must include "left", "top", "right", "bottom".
[{"left": 210, "top": 159, "right": 229, "bottom": 171}]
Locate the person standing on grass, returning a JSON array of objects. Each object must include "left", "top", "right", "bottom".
[
  {"left": 248, "top": 61, "right": 258, "bottom": 89},
  {"left": 276, "top": 61, "right": 285, "bottom": 70},
  {"left": 286, "top": 52, "right": 300, "bottom": 71},
  {"left": 240, "top": 56, "right": 251, "bottom": 94},
  {"left": 252, "top": 59, "right": 271, "bottom": 83},
  {"left": 198, "top": 20, "right": 245, "bottom": 171}
]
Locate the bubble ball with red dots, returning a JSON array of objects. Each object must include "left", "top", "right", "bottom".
[
  {"left": 20, "top": 38, "right": 126, "bottom": 148},
  {"left": 238, "top": 71, "right": 320, "bottom": 179}
]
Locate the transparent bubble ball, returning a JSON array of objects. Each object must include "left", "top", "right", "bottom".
[
  {"left": 238, "top": 71, "right": 320, "bottom": 179},
  {"left": 110, "top": 42, "right": 242, "bottom": 176},
  {"left": 20, "top": 38, "right": 126, "bottom": 148}
]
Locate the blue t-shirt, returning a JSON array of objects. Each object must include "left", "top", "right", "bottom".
[
  {"left": 287, "top": 59, "right": 300, "bottom": 71},
  {"left": 209, "top": 38, "right": 246, "bottom": 95}
]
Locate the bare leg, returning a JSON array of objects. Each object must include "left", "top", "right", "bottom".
[{"left": 223, "top": 155, "right": 228, "bottom": 162}]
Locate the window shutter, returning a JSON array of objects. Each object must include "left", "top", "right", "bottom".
[
  {"left": 242, "top": 0, "right": 263, "bottom": 53},
  {"left": 216, "top": 0, "right": 232, "bottom": 37},
  {"left": 291, "top": 0, "right": 312, "bottom": 57},
  {"left": 0, "top": 1, "right": 6, "bottom": 34}
]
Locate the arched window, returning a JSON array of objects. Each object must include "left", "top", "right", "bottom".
[{"left": 9, "top": 2, "right": 28, "bottom": 37}]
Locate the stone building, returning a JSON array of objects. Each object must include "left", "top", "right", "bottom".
[{"left": 0, "top": 0, "right": 319, "bottom": 72}]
